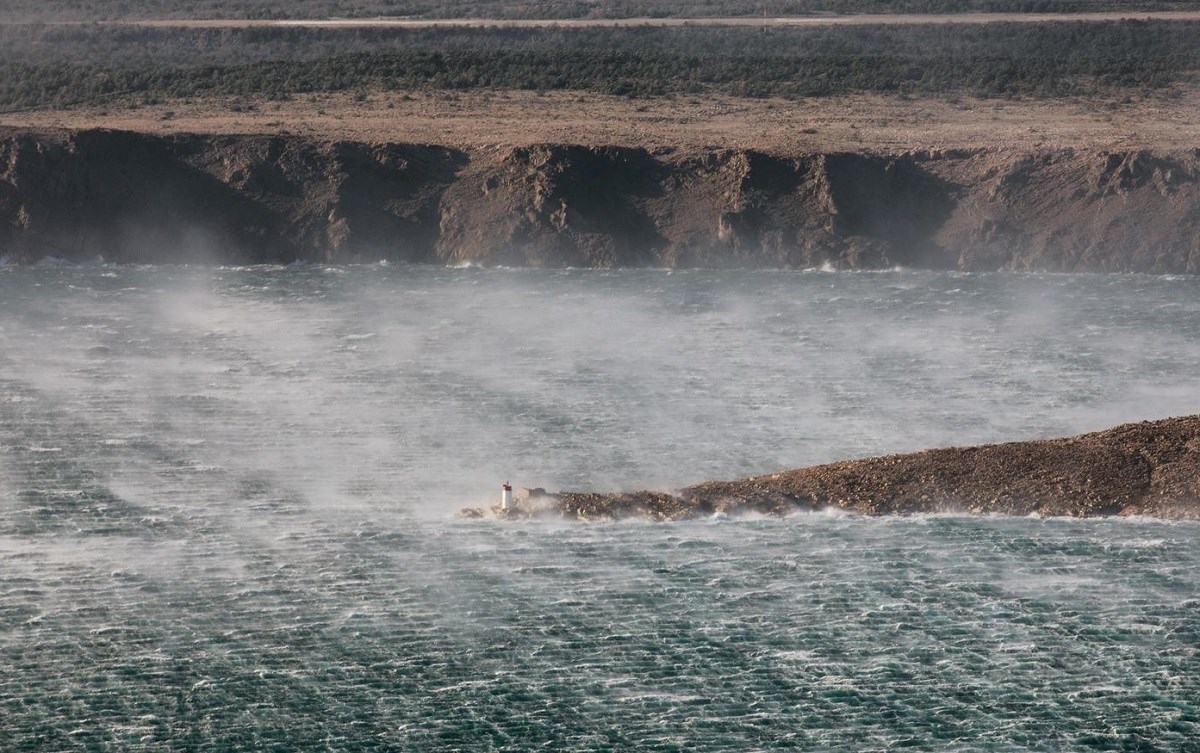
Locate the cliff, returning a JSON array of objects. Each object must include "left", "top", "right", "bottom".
[
  {"left": 460, "top": 416, "right": 1200, "bottom": 521},
  {"left": 2, "top": 128, "right": 1199, "bottom": 271}
]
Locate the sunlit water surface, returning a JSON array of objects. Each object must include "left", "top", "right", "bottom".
[{"left": 1, "top": 266, "right": 1198, "bottom": 751}]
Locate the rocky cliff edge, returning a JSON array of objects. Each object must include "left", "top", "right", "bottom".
[{"left": 2, "top": 129, "right": 1199, "bottom": 272}]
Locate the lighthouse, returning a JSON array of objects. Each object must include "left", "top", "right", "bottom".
[{"left": 501, "top": 481, "right": 513, "bottom": 511}]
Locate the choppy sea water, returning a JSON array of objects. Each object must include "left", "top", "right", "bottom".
[{"left": 1, "top": 266, "right": 1198, "bottom": 751}]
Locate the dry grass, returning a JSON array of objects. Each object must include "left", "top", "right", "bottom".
[
  {"left": 65, "top": 11, "right": 1200, "bottom": 28},
  {"left": 3, "top": 89, "right": 1199, "bottom": 152}
]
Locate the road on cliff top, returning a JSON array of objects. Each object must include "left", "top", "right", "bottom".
[{"left": 18, "top": 11, "right": 1200, "bottom": 28}]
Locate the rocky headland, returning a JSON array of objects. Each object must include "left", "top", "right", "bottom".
[
  {"left": 2, "top": 127, "right": 1200, "bottom": 272},
  {"left": 460, "top": 416, "right": 1200, "bottom": 521}
]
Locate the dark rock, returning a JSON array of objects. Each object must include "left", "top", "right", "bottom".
[
  {"left": 2, "top": 128, "right": 1200, "bottom": 272},
  {"left": 465, "top": 416, "right": 1200, "bottom": 522}
]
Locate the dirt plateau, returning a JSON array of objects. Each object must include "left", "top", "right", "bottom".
[
  {"left": 2, "top": 127, "right": 1200, "bottom": 271},
  {"left": 458, "top": 416, "right": 1200, "bottom": 521}
]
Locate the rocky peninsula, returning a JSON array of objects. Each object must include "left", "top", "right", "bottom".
[
  {"left": 460, "top": 416, "right": 1200, "bottom": 521},
  {"left": 2, "top": 128, "right": 1200, "bottom": 273}
]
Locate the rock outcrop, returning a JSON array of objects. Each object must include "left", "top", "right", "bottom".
[
  {"left": 2, "top": 128, "right": 1200, "bottom": 272},
  {"left": 460, "top": 416, "right": 1200, "bottom": 521}
]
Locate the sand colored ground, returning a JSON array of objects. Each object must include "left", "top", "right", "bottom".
[{"left": 3, "top": 89, "right": 1199, "bottom": 152}]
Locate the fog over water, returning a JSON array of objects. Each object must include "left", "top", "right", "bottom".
[{"left": 1, "top": 266, "right": 1198, "bottom": 750}]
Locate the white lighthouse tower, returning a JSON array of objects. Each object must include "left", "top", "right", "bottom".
[{"left": 500, "top": 481, "right": 513, "bottom": 511}]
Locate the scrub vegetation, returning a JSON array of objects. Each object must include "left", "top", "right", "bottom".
[
  {"left": 4, "top": 0, "right": 1200, "bottom": 21},
  {"left": 1, "top": 20, "right": 1198, "bottom": 111}
]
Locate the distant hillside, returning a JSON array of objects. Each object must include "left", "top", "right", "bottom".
[
  {"left": 2, "top": 20, "right": 1199, "bottom": 111},
  {"left": 5, "top": 0, "right": 1200, "bottom": 22}
]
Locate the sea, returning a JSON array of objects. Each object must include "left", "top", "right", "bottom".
[{"left": 1, "top": 265, "right": 1197, "bottom": 751}]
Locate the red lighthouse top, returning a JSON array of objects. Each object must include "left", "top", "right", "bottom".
[{"left": 503, "top": 482, "right": 512, "bottom": 491}]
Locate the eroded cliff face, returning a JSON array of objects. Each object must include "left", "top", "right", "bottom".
[{"left": 2, "top": 128, "right": 1199, "bottom": 272}]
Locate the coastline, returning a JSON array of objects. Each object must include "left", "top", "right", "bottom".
[
  {"left": 459, "top": 416, "right": 1200, "bottom": 521},
  {"left": 2, "top": 127, "right": 1199, "bottom": 272}
]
